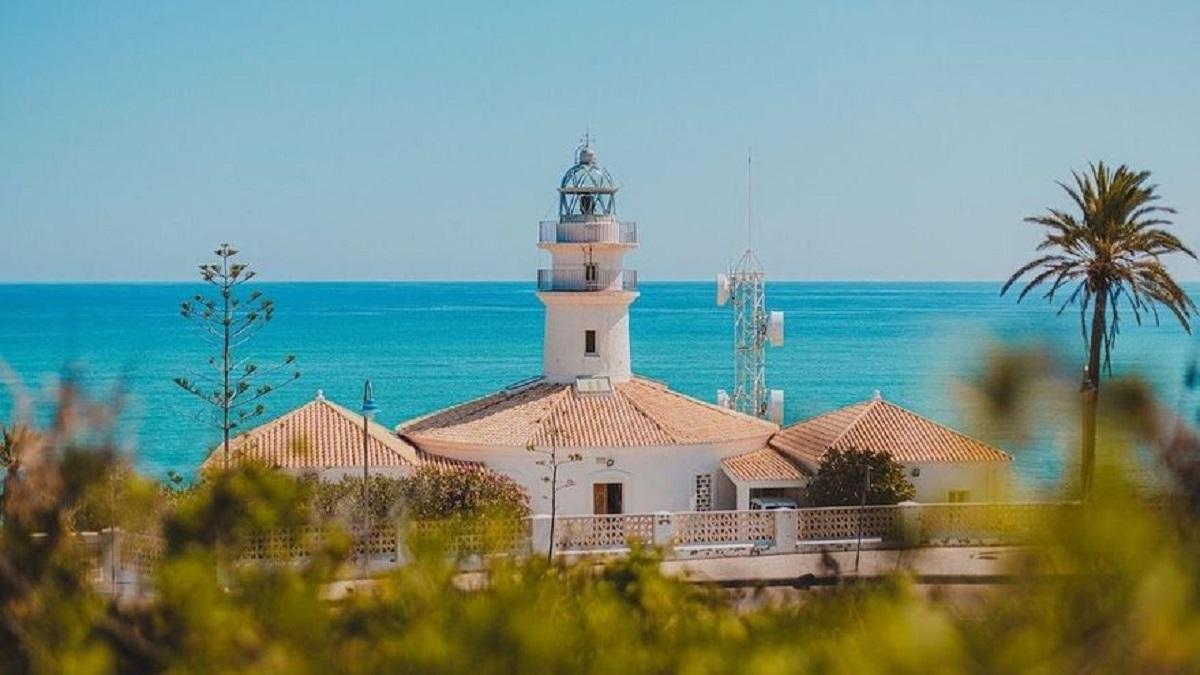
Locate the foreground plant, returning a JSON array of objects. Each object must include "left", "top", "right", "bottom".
[{"left": 5, "top": 361, "right": 1200, "bottom": 673}]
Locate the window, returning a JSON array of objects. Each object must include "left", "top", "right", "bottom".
[
  {"left": 584, "top": 263, "right": 599, "bottom": 289},
  {"left": 694, "top": 474, "right": 713, "bottom": 511},
  {"left": 584, "top": 330, "right": 597, "bottom": 356},
  {"left": 593, "top": 483, "right": 624, "bottom": 514},
  {"left": 948, "top": 490, "right": 971, "bottom": 503}
]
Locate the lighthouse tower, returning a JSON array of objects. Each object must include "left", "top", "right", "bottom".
[{"left": 537, "top": 138, "right": 638, "bottom": 383}]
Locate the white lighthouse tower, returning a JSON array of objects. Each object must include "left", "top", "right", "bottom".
[{"left": 537, "top": 137, "right": 639, "bottom": 383}]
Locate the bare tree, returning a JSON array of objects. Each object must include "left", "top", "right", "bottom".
[
  {"left": 527, "top": 426, "right": 581, "bottom": 563},
  {"left": 174, "top": 244, "right": 300, "bottom": 470}
]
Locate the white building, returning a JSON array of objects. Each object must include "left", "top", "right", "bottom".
[
  {"left": 398, "top": 140, "right": 779, "bottom": 515},
  {"left": 720, "top": 391, "right": 1012, "bottom": 508},
  {"left": 200, "top": 142, "right": 1012, "bottom": 515}
]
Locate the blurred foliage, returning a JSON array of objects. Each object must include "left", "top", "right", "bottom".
[
  {"left": 303, "top": 466, "right": 530, "bottom": 524},
  {"left": 805, "top": 448, "right": 915, "bottom": 507},
  {"left": 3, "top": 355, "right": 1200, "bottom": 673}
]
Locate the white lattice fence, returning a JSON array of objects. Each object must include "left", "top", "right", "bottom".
[
  {"left": 349, "top": 527, "right": 400, "bottom": 558},
  {"left": 408, "top": 519, "right": 530, "bottom": 556},
  {"left": 554, "top": 514, "right": 655, "bottom": 551},
  {"left": 674, "top": 510, "right": 775, "bottom": 546},
  {"left": 916, "top": 502, "right": 1076, "bottom": 544},
  {"left": 240, "top": 526, "right": 330, "bottom": 562},
  {"left": 798, "top": 506, "right": 901, "bottom": 541},
  {"left": 71, "top": 533, "right": 107, "bottom": 584},
  {"left": 120, "top": 531, "right": 165, "bottom": 577}
]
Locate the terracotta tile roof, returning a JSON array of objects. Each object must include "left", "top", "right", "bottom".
[
  {"left": 770, "top": 396, "right": 1011, "bottom": 466},
  {"left": 400, "top": 377, "right": 777, "bottom": 449},
  {"left": 721, "top": 448, "right": 809, "bottom": 482},
  {"left": 201, "top": 395, "right": 467, "bottom": 472}
]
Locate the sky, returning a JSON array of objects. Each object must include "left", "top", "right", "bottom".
[{"left": 2, "top": 2, "right": 1198, "bottom": 282}]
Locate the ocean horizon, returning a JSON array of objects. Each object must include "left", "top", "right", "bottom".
[{"left": 3, "top": 280, "right": 1196, "bottom": 496}]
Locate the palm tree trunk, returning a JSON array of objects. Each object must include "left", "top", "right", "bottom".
[{"left": 1081, "top": 284, "right": 1107, "bottom": 500}]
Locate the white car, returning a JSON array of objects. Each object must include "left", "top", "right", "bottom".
[{"left": 749, "top": 496, "right": 798, "bottom": 511}]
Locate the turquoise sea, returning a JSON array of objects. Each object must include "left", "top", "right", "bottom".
[{"left": 1, "top": 282, "right": 1196, "bottom": 495}]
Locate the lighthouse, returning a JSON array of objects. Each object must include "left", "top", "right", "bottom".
[
  {"left": 399, "top": 139, "right": 779, "bottom": 515},
  {"left": 536, "top": 138, "right": 639, "bottom": 383}
]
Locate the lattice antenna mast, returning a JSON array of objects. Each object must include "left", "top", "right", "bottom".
[{"left": 716, "top": 152, "right": 784, "bottom": 422}]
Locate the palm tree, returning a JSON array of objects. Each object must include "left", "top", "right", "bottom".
[{"left": 1003, "top": 162, "right": 1196, "bottom": 498}]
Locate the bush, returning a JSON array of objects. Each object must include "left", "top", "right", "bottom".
[
  {"left": 395, "top": 465, "right": 529, "bottom": 520},
  {"left": 306, "top": 466, "right": 530, "bottom": 523},
  {"left": 804, "top": 447, "right": 915, "bottom": 506}
]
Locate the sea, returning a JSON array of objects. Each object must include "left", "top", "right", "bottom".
[{"left": 1, "top": 281, "right": 1196, "bottom": 496}]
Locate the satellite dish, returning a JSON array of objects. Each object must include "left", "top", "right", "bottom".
[
  {"left": 716, "top": 389, "right": 730, "bottom": 408},
  {"left": 716, "top": 274, "right": 730, "bottom": 306},
  {"left": 768, "top": 311, "right": 784, "bottom": 347}
]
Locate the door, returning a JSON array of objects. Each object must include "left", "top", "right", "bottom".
[{"left": 593, "top": 483, "right": 624, "bottom": 514}]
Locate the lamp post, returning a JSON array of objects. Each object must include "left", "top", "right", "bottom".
[
  {"left": 360, "top": 380, "right": 378, "bottom": 578},
  {"left": 854, "top": 465, "right": 872, "bottom": 577}
]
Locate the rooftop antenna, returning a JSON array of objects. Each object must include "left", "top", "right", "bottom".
[
  {"left": 716, "top": 149, "right": 785, "bottom": 423},
  {"left": 747, "top": 149, "right": 752, "bottom": 250}
]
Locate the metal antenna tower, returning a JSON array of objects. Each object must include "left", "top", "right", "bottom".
[{"left": 716, "top": 152, "right": 784, "bottom": 422}]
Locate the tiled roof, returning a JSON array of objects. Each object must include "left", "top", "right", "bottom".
[
  {"left": 721, "top": 448, "right": 808, "bottom": 482},
  {"left": 400, "top": 377, "right": 777, "bottom": 449},
  {"left": 201, "top": 395, "right": 466, "bottom": 472},
  {"left": 769, "top": 396, "right": 1011, "bottom": 465}
]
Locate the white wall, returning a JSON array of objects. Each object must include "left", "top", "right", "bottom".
[
  {"left": 415, "top": 434, "right": 774, "bottom": 515},
  {"left": 539, "top": 292, "right": 636, "bottom": 383},
  {"left": 905, "top": 461, "right": 1007, "bottom": 502}
]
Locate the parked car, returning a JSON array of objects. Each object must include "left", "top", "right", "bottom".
[{"left": 749, "top": 496, "right": 798, "bottom": 511}]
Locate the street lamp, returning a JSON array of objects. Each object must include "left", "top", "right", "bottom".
[{"left": 360, "top": 380, "right": 378, "bottom": 578}]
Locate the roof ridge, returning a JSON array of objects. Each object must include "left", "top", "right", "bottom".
[
  {"left": 398, "top": 381, "right": 558, "bottom": 432},
  {"left": 617, "top": 380, "right": 681, "bottom": 444},
  {"left": 823, "top": 398, "right": 881, "bottom": 450},
  {"left": 320, "top": 398, "right": 424, "bottom": 466},
  {"left": 529, "top": 386, "right": 578, "bottom": 447},
  {"left": 871, "top": 399, "right": 1011, "bottom": 460},
  {"left": 630, "top": 376, "right": 777, "bottom": 430}
]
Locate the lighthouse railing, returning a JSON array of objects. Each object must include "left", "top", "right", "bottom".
[
  {"left": 539, "top": 220, "right": 637, "bottom": 245},
  {"left": 537, "top": 268, "right": 637, "bottom": 292}
]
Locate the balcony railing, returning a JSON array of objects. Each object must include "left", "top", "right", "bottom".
[
  {"left": 538, "top": 220, "right": 637, "bottom": 245},
  {"left": 537, "top": 268, "right": 638, "bottom": 292}
]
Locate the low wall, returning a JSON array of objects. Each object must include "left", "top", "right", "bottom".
[{"left": 72, "top": 502, "right": 1076, "bottom": 590}]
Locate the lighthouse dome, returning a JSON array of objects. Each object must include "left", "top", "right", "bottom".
[{"left": 560, "top": 148, "right": 616, "bottom": 192}]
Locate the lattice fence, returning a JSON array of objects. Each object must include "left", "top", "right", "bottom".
[
  {"left": 797, "top": 506, "right": 901, "bottom": 541},
  {"left": 916, "top": 502, "right": 1075, "bottom": 544},
  {"left": 674, "top": 510, "right": 775, "bottom": 546},
  {"left": 407, "top": 519, "right": 530, "bottom": 556},
  {"left": 71, "top": 533, "right": 107, "bottom": 584},
  {"left": 240, "top": 526, "right": 331, "bottom": 562},
  {"left": 554, "top": 514, "right": 655, "bottom": 551},
  {"left": 120, "top": 531, "right": 166, "bottom": 577}
]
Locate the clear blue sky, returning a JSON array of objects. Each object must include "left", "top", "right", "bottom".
[{"left": 2, "top": 2, "right": 1198, "bottom": 282}]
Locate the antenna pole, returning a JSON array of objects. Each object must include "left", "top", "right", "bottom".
[{"left": 746, "top": 149, "right": 752, "bottom": 250}]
